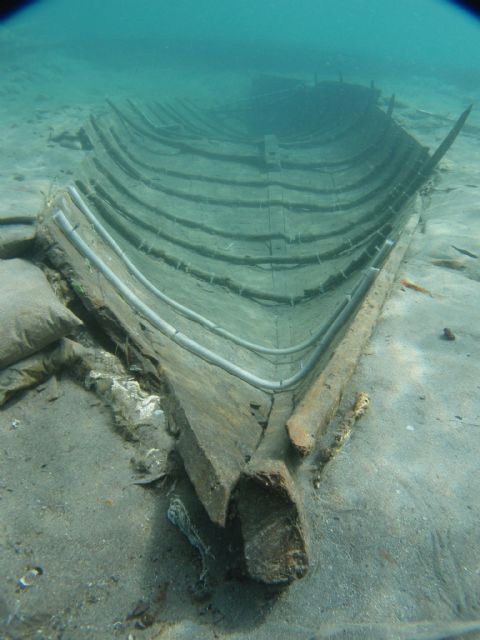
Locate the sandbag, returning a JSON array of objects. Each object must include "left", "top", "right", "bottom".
[
  {"left": 0, "top": 338, "right": 83, "bottom": 405},
  {"left": 0, "top": 258, "right": 82, "bottom": 369}
]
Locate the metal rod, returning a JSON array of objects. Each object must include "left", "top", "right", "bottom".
[
  {"left": 67, "top": 185, "right": 392, "bottom": 357},
  {"left": 54, "top": 208, "right": 385, "bottom": 391}
]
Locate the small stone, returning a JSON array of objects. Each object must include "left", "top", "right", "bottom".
[{"left": 442, "top": 327, "right": 456, "bottom": 341}]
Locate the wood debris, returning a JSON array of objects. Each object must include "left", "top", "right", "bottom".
[
  {"left": 400, "top": 278, "right": 433, "bottom": 296},
  {"left": 313, "top": 392, "right": 370, "bottom": 487},
  {"left": 451, "top": 244, "right": 478, "bottom": 259}
]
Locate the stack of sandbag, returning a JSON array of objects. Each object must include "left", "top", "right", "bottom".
[{"left": 0, "top": 258, "right": 83, "bottom": 405}]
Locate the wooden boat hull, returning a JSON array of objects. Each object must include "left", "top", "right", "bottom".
[{"left": 40, "top": 78, "right": 470, "bottom": 583}]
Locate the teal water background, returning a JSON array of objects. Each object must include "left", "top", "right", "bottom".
[{"left": 3, "top": 0, "right": 480, "bottom": 88}]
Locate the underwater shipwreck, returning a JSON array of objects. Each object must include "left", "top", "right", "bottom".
[{"left": 4, "top": 76, "right": 471, "bottom": 584}]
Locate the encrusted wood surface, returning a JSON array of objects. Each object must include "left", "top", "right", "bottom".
[{"left": 236, "top": 459, "right": 308, "bottom": 584}]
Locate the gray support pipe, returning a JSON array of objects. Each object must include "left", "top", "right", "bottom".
[
  {"left": 54, "top": 209, "right": 385, "bottom": 391},
  {"left": 67, "top": 185, "right": 391, "bottom": 357}
]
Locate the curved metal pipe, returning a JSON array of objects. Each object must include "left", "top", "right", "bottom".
[
  {"left": 54, "top": 209, "right": 383, "bottom": 391},
  {"left": 67, "top": 185, "right": 391, "bottom": 357}
]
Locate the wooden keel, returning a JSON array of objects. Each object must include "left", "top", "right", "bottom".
[
  {"left": 236, "top": 458, "right": 308, "bottom": 584},
  {"left": 236, "top": 391, "right": 309, "bottom": 584}
]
